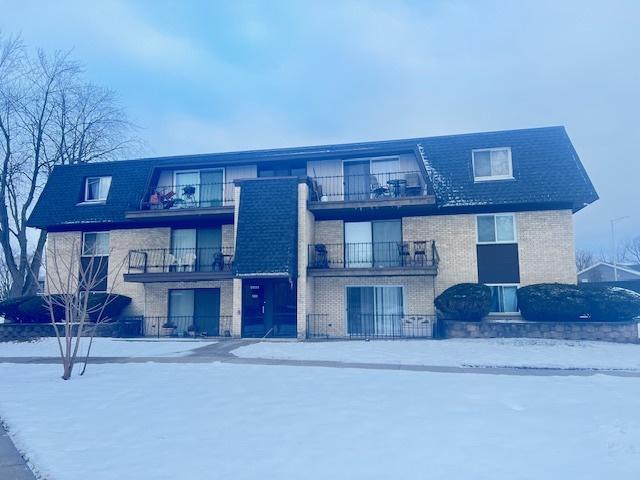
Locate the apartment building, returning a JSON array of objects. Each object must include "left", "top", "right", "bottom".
[{"left": 28, "top": 126, "right": 598, "bottom": 339}]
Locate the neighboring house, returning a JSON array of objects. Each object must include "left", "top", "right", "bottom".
[
  {"left": 578, "top": 262, "right": 640, "bottom": 283},
  {"left": 27, "top": 126, "right": 598, "bottom": 339}
]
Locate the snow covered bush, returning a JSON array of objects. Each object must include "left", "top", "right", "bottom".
[
  {"left": 580, "top": 285, "right": 640, "bottom": 322},
  {"left": 434, "top": 283, "right": 491, "bottom": 321},
  {"left": 0, "top": 294, "right": 131, "bottom": 323},
  {"left": 517, "top": 284, "right": 588, "bottom": 321}
]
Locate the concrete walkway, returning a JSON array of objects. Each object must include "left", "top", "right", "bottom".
[
  {"left": 1, "top": 339, "right": 640, "bottom": 377},
  {"left": 0, "top": 423, "right": 36, "bottom": 480}
]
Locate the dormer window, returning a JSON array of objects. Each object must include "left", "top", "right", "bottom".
[
  {"left": 84, "top": 176, "right": 112, "bottom": 202},
  {"left": 472, "top": 147, "right": 512, "bottom": 181}
]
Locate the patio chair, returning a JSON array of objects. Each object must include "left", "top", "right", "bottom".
[
  {"left": 179, "top": 252, "right": 197, "bottom": 272},
  {"left": 397, "top": 242, "right": 410, "bottom": 266},
  {"left": 404, "top": 173, "right": 422, "bottom": 196},
  {"left": 164, "top": 253, "right": 178, "bottom": 272},
  {"left": 413, "top": 241, "right": 427, "bottom": 266},
  {"left": 370, "top": 175, "right": 388, "bottom": 198}
]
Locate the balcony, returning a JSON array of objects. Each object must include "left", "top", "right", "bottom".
[
  {"left": 126, "top": 181, "right": 235, "bottom": 221},
  {"left": 124, "top": 247, "right": 234, "bottom": 282},
  {"left": 307, "top": 241, "right": 438, "bottom": 276},
  {"left": 308, "top": 171, "right": 435, "bottom": 218}
]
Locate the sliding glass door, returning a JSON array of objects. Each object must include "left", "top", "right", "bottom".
[
  {"left": 344, "top": 220, "right": 402, "bottom": 268},
  {"left": 347, "top": 286, "right": 404, "bottom": 337},
  {"left": 169, "top": 289, "right": 220, "bottom": 336},
  {"left": 174, "top": 169, "right": 224, "bottom": 207},
  {"left": 171, "top": 228, "right": 222, "bottom": 272},
  {"left": 200, "top": 169, "right": 224, "bottom": 207},
  {"left": 343, "top": 160, "right": 370, "bottom": 201}
]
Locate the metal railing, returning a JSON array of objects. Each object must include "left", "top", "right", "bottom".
[
  {"left": 136, "top": 181, "right": 235, "bottom": 210},
  {"left": 307, "top": 313, "right": 436, "bottom": 339},
  {"left": 139, "top": 315, "right": 233, "bottom": 338},
  {"left": 308, "top": 241, "right": 438, "bottom": 269},
  {"left": 309, "top": 171, "right": 429, "bottom": 202},
  {"left": 127, "top": 247, "right": 234, "bottom": 274}
]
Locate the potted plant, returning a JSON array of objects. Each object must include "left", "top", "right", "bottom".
[
  {"left": 187, "top": 324, "right": 196, "bottom": 337},
  {"left": 182, "top": 185, "right": 196, "bottom": 204},
  {"left": 162, "top": 321, "right": 177, "bottom": 329}
]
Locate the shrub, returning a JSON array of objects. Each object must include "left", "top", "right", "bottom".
[
  {"left": 517, "top": 283, "right": 589, "bottom": 321},
  {"left": 580, "top": 285, "right": 640, "bottom": 322},
  {"left": 0, "top": 293, "right": 131, "bottom": 323},
  {"left": 435, "top": 283, "right": 492, "bottom": 321},
  {"left": 0, "top": 296, "right": 35, "bottom": 323}
]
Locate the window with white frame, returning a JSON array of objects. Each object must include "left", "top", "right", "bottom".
[
  {"left": 81, "top": 232, "right": 109, "bottom": 292},
  {"left": 472, "top": 148, "right": 512, "bottom": 181},
  {"left": 477, "top": 214, "right": 516, "bottom": 243},
  {"left": 84, "top": 176, "right": 112, "bottom": 202},
  {"left": 488, "top": 284, "right": 518, "bottom": 313}
]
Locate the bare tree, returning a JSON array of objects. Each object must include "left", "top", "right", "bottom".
[
  {"left": 38, "top": 236, "right": 126, "bottom": 380},
  {"left": 623, "top": 236, "right": 640, "bottom": 265},
  {"left": 0, "top": 32, "right": 137, "bottom": 299},
  {"left": 576, "top": 249, "right": 595, "bottom": 272}
]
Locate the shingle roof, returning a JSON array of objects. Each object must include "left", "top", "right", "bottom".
[
  {"left": 27, "top": 126, "right": 598, "bottom": 229},
  {"left": 233, "top": 178, "right": 299, "bottom": 277}
]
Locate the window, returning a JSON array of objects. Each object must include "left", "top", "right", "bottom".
[
  {"left": 343, "top": 156, "right": 400, "bottom": 200},
  {"left": 472, "top": 148, "right": 512, "bottom": 181},
  {"left": 344, "top": 220, "right": 402, "bottom": 268},
  {"left": 346, "top": 286, "right": 404, "bottom": 336},
  {"left": 81, "top": 232, "right": 109, "bottom": 292},
  {"left": 84, "top": 176, "right": 112, "bottom": 202},
  {"left": 477, "top": 214, "right": 516, "bottom": 243},
  {"left": 488, "top": 285, "right": 519, "bottom": 313},
  {"left": 173, "top": 169, "right": 224, "bottom": 208}
]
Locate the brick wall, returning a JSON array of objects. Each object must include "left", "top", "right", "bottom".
[
  {"left": 517, "top": 209, "right": 576, "bottom": 285},
  {"left": 443, "top": 320, "right": 640, "bottom": 343}
]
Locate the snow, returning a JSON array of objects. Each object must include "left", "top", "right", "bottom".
[
  {"left": 233, "top": 338, "right": 640, "bottom": 370},
  {"left": 0, "top": 337, "right": 215, "bottom": 358},
  {"left": 0, "top": 363, "right": 639, "bottom": 479}
]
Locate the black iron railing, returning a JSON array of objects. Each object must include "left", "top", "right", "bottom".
[
  {"left": 308, "top": 241, "right": 438, "bottom": 269},
  {"left": 307, "top": 313, "right": 436, "bottom": 339},
  {"left": 309, "top": 171, "right": 429, "bottom": 202},
  {"left": 139, "top": 315, "right": 233, "bottom": 338},
  {"left": 136, "top": 181, "right": 235, "bottom": 210},
  {"left": 127, "top": 247, "right": 234, "bottom": 274}
]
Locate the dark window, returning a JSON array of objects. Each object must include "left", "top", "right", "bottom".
[
  {"left": 477, "top": 243, "right": 520, "bottom": 284},
  {"left": 258, "top": 162, "right": 306, "bottom": 178}
]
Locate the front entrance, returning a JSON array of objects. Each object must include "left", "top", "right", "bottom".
[{"left": 242, "top": 279, "right": 297, "bottom": 338}]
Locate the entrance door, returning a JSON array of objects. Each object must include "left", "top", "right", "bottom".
[
  {"left": 242, "top": 279, "right": 297, "bottom": 338},
  {"left": 242, "top": 281, "right": 266, "bottom": 337}
]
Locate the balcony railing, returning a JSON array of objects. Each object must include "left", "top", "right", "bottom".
[
  {"left": 135, "top": 181, "right": 235, "bottom": 211},
  {"left": 127, "top": 247, "right": 234, "bottom": 275},
  {"left": 137, "top": 315, "right": 233, "bottom": 338},
  {"left": 309, "top": 171, "right": 429, "bottom": 202},
  {"left": 308, "top": 241, "right": 438, "bottom": 269},
  {"left": 307, "top": 313, "right": 436, "bottom": 339}
]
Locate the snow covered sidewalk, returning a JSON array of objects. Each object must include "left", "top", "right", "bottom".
[
  {"left": 0, "top": 338, "right": 216, "bottom": 358},
  {"left": 233, "top": 338, "right": 640, "bottom": 371},
  {"left": 1, "top": 362, "right": 639, "bottom": 480}
]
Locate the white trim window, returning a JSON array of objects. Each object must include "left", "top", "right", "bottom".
[
  {"left": 472, "top": 147, "right": 513, "bottom": 181},
  {"left": 477, "top": 214, "right": 516, "bottom": 244},
  {"left": 488, "top": 284, "right": 519, "bottom": 313},
  {"left": 84, "top": 176, "right": 112, "bottom": 202}
]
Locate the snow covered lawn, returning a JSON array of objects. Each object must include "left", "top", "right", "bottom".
[
  {"left": 0, "top": 363, "right": 639, "bottom": 479},
  {"left": 234, "top": 338, "right": 640, "bottom": 370},
  {"left": 0, "top": 337, "right": 215, "bottom": 358}
]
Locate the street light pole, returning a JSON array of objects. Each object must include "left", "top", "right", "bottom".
[{"left": 611, "top": 216, "right": 630, "bottom": 281}]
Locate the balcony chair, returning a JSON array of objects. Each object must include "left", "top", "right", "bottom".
[
  {"left": 313, "top": 244, "right": 329, "bottom": 268},
  {"left": 179, "top": 252, "right": 197, "bottom": 272},
  {"left": 212, "top": 251, "right": 225, "bottom": 271},
  {"left": 369, "top": 175, "right": 389, "bottom": 198},
  {"left": 413, "top": 241, "right": 427, "bottom": 266},
  {"left": 404, "top": 173, "right": 422, "bottom": 196},
  {"left": 164, "top": 253, "right": 178, "bottom": 273},
  {"left": 397, "top": 242, "right": 410, "bottom": 267}
]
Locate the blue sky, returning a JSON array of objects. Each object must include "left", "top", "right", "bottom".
[{"left": 3, "top": 0, "right": 640, "bottom": 252}]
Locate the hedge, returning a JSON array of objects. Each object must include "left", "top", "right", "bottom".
[
  {"left": 434, "top": 283, "right": 492, "bottom": 321},
  {"left": 0, "top": 293, "right": 131, "bottom": 323},
  {"left": 517, "top": 283, "right": 640, "bottom": 322}
]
